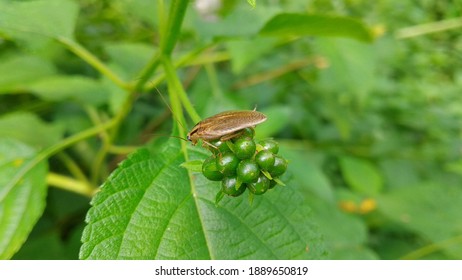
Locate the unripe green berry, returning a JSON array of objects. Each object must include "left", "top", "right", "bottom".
[
  {"left": 248, "top": 174, "right": 270, "bottom": 195},
  {"left": 269, "top": 156, "right": 288, "bottom": 177},
  {"left": 222, "top": 176, "right": 246, "bottom": 197},
  {"left": 255, "top": 150, "right": 275, "bottom": 171},
  {"left": 202, "top": 156, "right": 224, "bottom": 181},
  {"left": 259, "top": 139, "right": 279, "bottom": 154},
  {"left": 234, "top": 138, "right": 256, "bottom": 159},
  {"left": 209, "top": 139, "right": 232, "bottom": 154},
  {"left": 239, "top": 127, "right": 255, "bottom": 139},
  {"left": 237, "top": 159, "right": 260, "bottom": 183},
  {"left": 216, "top": 152, "right": 239, "bottom": 176}
]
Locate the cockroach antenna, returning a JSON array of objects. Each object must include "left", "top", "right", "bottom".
[{"left": 152, "top": 87, "right": 190, "bottom": 142}]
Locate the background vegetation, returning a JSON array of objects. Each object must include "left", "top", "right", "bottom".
[{"left": 1, "top": 0, "right": 461, "bottom": 259}]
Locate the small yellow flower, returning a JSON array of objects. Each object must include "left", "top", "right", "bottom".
[
  {"left": 339, "top": 200, "right": 357, "bottom": 213},
  {"left": 359, "top": 198, "right": 377, "bottom": 214}
]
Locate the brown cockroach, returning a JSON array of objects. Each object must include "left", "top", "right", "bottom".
[
  {"left": 153, "top": 88, "right": 266, "bottom": 147},
  {"left": 186, "top": 110, "right": 267, "bottom": 147}
]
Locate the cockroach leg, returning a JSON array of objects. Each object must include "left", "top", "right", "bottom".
[{"left": 201, "top": 140, "right": 220, "bottom": 152}]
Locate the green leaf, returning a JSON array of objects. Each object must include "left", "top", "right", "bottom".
[
  {"left": 272, "top": 177, "right": 286, "bottom": 187},
  {"left": 226, "top": 37, "right": 278, "bottom": 74},
  {"left": 80, "top": 140, "right": 325, "bottom": 259},
  {"left": 0, "top": 138, "right": 48, "bottom": 259},
  {"left": 193, "top": 5, "right": 280, "bottom": 40},
  {"left": 339, "top": 156, "right": 383, "bottom": 195},
  {"left": 378, "top": 184, "right": 462, "bottom": 259},
  {"left": 260, "top": 13, "right": 373, "bottom": 42},
  {"left": 180, "top": 160, "right": 203, "bottom": 172},
  {"left": 27, "top": 75, "right": 110, "bottom": 105},
  {"left": 0, "top": 0, "right": 79, "bottom": 48},
  {"left": 315, "top": 38, "right": 376, "bottom": 104},
  {"left": 0, "top": 55, "right": 57, "bottom": 93},
  {"left": 0, "top": 112, "right": 62, "bottom": 149}
]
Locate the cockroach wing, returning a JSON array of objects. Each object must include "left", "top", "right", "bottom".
[{"left": 197, "top": 110, "right": 267, "bottom": 137}]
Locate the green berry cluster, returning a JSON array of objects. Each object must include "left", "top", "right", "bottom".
[{"left": 201, "top": 128, "right": 288, "bottom": 200}]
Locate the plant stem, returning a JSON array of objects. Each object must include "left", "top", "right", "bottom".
[
  {"left": 56, "top": 152, "right": 89, "bottom": 185},
  {"left": 134, "top": 52, "right": 161, "bottom": 92},
  {"left": 205, "top": 63, "right": 224, "bottom": 98},
  {"left": 162, "top": 57, "right": 201, "bottom": 124},
  {"left": 86, "top": 106, "right": 112, "bottom": 183},
  {"left": 85, "top": 106, "right": 110, "bottom": 144},
  {"left": 57, "top": 37, "right": 128, "bottom": 90},
  {"left": 60, "top": 0, "right": 193, "bottom": 187},
  {"left": 162, "top": 57, "right": 188, "bottom": 139},
  {"left": 160, "top": 0, "right": 189, "bottom": 56},
  {"left": 57, "top": 37, "right": 134, "bottom": 183},
  {"left": 128, "top": 0, "right": 193, "bottom": 143},
  {"left": 157, "top": 0, "right": 200, "bottom": 125},
  {"left": 58, "top": 37, "right": 132, "bottom": 179},
  {"left": 396, "top": 17, "right": 462, "bottom": 39},
  {"left": 157, "top": 0, "right": 166, "bottom": 45},
  {"left": 47, "top": 172, "right": 95, "bottom": 197},
  {"left": 0, "top": 120, "right": 117, "bottom": 201}
]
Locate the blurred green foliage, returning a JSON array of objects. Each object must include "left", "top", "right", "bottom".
[{"left": 1, "top": 0, "right": 462, "bottom": 259}]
